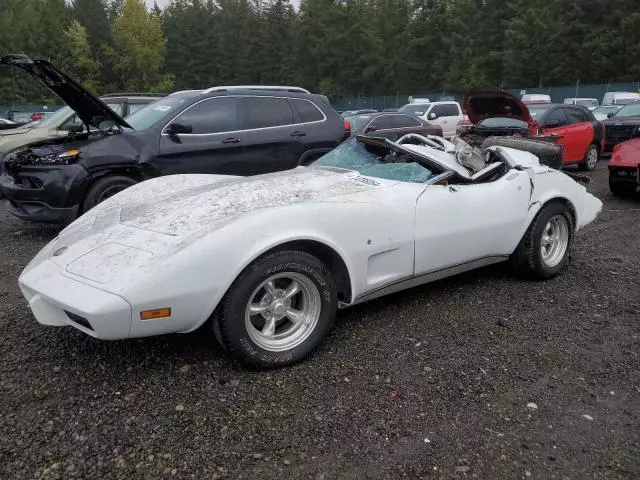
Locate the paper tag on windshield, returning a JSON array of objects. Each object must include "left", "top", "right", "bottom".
[{"left": 154, "top": 105, "right": 172, "bottom": 112}]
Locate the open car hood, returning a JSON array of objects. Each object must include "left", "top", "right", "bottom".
[
  {"left": 0, "top": 54, "right": 132, "bottom": 130},
  {"left": 464, "top": 90, "right": 534, "bottom": 125}
]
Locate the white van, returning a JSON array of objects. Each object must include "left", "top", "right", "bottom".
[
  {"left": 522, "top": 93, "right": 551, "bottom": 104},
  {"left": 602, "top": 91, "right": 640, "bottom": 106}
]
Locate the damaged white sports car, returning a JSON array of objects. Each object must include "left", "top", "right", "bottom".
[{"left": 19, "top": 135, "right": 602, "bottom": 367}]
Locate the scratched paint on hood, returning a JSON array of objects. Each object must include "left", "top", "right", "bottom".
[{"left": 118, "top": 168, "right": 378, "bottom": 236}]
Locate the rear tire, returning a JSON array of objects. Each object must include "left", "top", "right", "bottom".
[
  {"left": 82, "top": 175, "right": 137, "bottom": 213},
  {"left": 579, "top": 144, "right": 599, "bottom": 171},
  {"left": 510, "top": 202, "right": 574, "bottom": 279},
  {"left": 215, "top": 250, "right": 337, "bottom": 368},
  {"left": 481, "top": 137, "right": 563, "bottom": 169},
  {"left": 609, "top": 177, "right": 637, "bottom": 198}
]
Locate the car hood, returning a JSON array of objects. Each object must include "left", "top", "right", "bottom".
[
  {"left": 602, "top": 116, "right": 640, "bottom": 125},
  {"left": 0, "top": 126, "right": 32, "bottom": 137},
  {"left": 610, "top": 138, "right": 640, "bottom": 167},
  {"left": 0, "top": 54, "right": 131, "bottom": 130},
  {"left": 464, "top": 90, "right": 534, "bottom": 125}
]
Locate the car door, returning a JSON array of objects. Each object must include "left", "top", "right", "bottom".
[
  {"left": 234, "top": 96, "right": 303, "bottom": 174},
  {"left": 413, "top": 171, "right": 532, "bottom": 274},
  {"left": 426, "top": 104, "right": 460, "bottom": 137},
  {"left": 562, "top": 107, "right": 595, "bottom": 162},
  {"left": 155, "top": 96, "right": 246, "bottom": 175},
  {"left": 539, "top": 107, "right": 572, "bottom": 163}
]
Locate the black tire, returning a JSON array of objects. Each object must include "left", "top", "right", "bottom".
[
  {"left": 82, "top": 175, "right": 137, "bottom": 213},
  {"left": 510, "top": 202, "right": 574, "bottom": 280},
  {"left": 578, "top": 144, "right": 599, "bottom": 171},
  {"left": 482, "top": 137, "right": 563, "bottom": 169},
  {"left": 215, "top": 250, "right": 337, "bottom": 368},
  {"left": 609, "top": 177, "right": 637, "bottom": 198}
]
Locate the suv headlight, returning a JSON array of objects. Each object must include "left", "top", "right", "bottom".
[{"left": 37, "top": 149, "right": 81, "bottom": 165}]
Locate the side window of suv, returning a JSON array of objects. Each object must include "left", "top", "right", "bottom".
[
  {"left": 242, "top": 97, "right": 295, "bottom": 129},
  {"left": 544, "top": 109, "right": 567, "bottom": 127},
  {"left": 432, "top": 104, "right": 459, "bottom": 117},
  {"left": 291, "top": 99, "right": 324, "bottom": 123},
  {"left": 172, "top": 97, "right": 238, "bottom": 134},
  {"left": 565, "top": 107, "right": 589, "bottom": 124}
]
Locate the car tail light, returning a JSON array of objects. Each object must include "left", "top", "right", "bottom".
[{"left": 343, "top": 118, "right": 351, "bottom": 139}]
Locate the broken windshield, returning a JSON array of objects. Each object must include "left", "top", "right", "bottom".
[{"left": 311, "top": 137, "right": 434, "bottom": 183}]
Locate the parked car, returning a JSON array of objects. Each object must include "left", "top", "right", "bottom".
[
  {"left": 460, "top": 91, "right": 602, "bottom": 170},
  {"left": 0, "top": 54, "right": 347, "bottom": 224},
  {"left": 18, "top": 134, "right": 602, "bottom": 367},
  {"left": 0, "top": 94, "right": 164, "bottom": 157},
  {"left": 341, "top": 109, "right": 377, "bottom": 119},
  {"left": 527, "top": 103, "right": 604, "bottom": 170},
  {"left": 608, "top": 138, "right": 639, "bottom": 197},
  {"left": 601, "top": 101, "right": 640, "bottom": 152},
  {"left": 0, "top": 118, "right": 18, "bottom": 131},
  {"left": 592, "top": 105, "right": 623, "bottom": 121},
  {"left": 346, "top": 112, "right": 442, "bottom": 139},
  {"left": 602, "top": 91, "right": 640, "bottom": 106},
  {"left": 398, "top": 101, "right": 463, "bottom": 137},
  {"left": 522, "top": 93, "right": 552, "bottom": 104},
  {"left": 564, "top": 98, "right": 599, "bottom": 110}
]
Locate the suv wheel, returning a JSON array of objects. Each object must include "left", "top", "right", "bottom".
[
  {"left": 82, "top": 175, "right": 137, "bottom": 213},
  {"left": 579, "top": 144, "right": 599, "bottom": 171}
]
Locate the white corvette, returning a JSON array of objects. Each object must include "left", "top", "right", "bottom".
[{"left": 19, "top": 135, "right": 602, "bottom": 367}]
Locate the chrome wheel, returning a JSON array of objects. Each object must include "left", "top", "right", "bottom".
[
  {"left": 586, "top": 146, "right": 598, "bottom": 169},
  {"left": 245, "top": 272, "right": 321, "bottom": 352},
  {"left": 540, "top": 215, "right": 570, "bottom": 268}
]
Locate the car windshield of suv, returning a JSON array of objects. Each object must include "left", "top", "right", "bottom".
[
  {"left": 399, "top": 104, "right": 430, "bottom": 116},
  {"left": 612, "top": 97, "right": 640, "bottom": 105},
  {"left": 33, "top": 106, "right": 72, "bottom": 129},
  {"left": 125, "top": 96, "right": 190, "bottom": 130},
  {"left": 593, "top": 106, "right": 621, "bottom": 116},
  {"left": 477, "top": 117, "right": 528, "bottom": 128},
  {"left": 311, "top": 137, "right": 433, "bottom": 183},
  {"left": 612, "top": 103, "right": 640, "bottom": 118}
]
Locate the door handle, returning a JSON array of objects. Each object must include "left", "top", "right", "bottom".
[
  {"left": 222, "top": 137, "right": 240, "bottom": 144},
  {"left": 290, "top": 131, "right": 306, "bottom": 137},
  {"left": 448, "top": 185, "right": 459, "bottom": 192}
]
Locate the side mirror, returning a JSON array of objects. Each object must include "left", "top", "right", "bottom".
[
  {"left": 166, "top": 123, "right": 192, "bottom": 135},
  {"left": 607, "top": 112, "right": 615, "bottom": 118},
  {"left": 428, "top": 112, "right": 438, "bottom": 120}
]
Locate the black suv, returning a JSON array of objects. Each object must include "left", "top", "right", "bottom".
[
  {"left": 0, "top": 55, "right": 345, "bottom": 223},
  {"left": 602, "top": 100, "right": 640, "bottom": 152}
]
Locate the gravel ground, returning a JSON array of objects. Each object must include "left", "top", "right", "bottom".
[{"left": 0, "top": 162, "right": 639, "bottom": 479}]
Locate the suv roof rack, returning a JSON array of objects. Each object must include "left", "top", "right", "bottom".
[
  {"left": 168, "top": 89, "right": 204, "bottom": 96},
  {"left": 101, "top": 92, "right": 166, "bottom": 98},
  {"left": 202, "top": 85, "right": 310, "bottom": 94}
]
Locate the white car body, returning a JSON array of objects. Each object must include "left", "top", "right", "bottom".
[
  {"left": 602, "top": 91, "right": 640, "bottom": 106},
  {"left": 19, "top": 137, "right": 602, "bottom": 343},
  {"left": 399, "top": 101, "right": 463, "bottom": 137},
  {"left": 522, "top": 94, "right": 552, "bottom": 104},
  {"left": 563, "top": 98, "right": 599, "bottom": 110}
]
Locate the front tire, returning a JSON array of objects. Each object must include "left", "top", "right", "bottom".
[
  {"left": 510, "top": 202, "right": 574, "bottom": 279},
  {"left": 216, "top": 250, "right": 337, "bottom": 368},
  {"left": 579, "top": 144, "right": 599, "bottom": 171},
  {"left": 82, "top": 175, "right": 137, "bottom": 213},
  {"left": 609, "top": 177, "right": 637, "bottom": 198}
]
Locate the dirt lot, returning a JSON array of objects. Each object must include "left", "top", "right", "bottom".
[{"left": 0, "top": 162, "right": 639, "bottom": 479}]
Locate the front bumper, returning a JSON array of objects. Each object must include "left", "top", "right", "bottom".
[
  {"left": 19, "top": 258, "right": 133, "bottom": 339},
  {"left": 0, "top": 163, "right": 88, "bottom": 223},
  {"left": 609, "top": 166, "right": 640, "bottom": 185}
]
